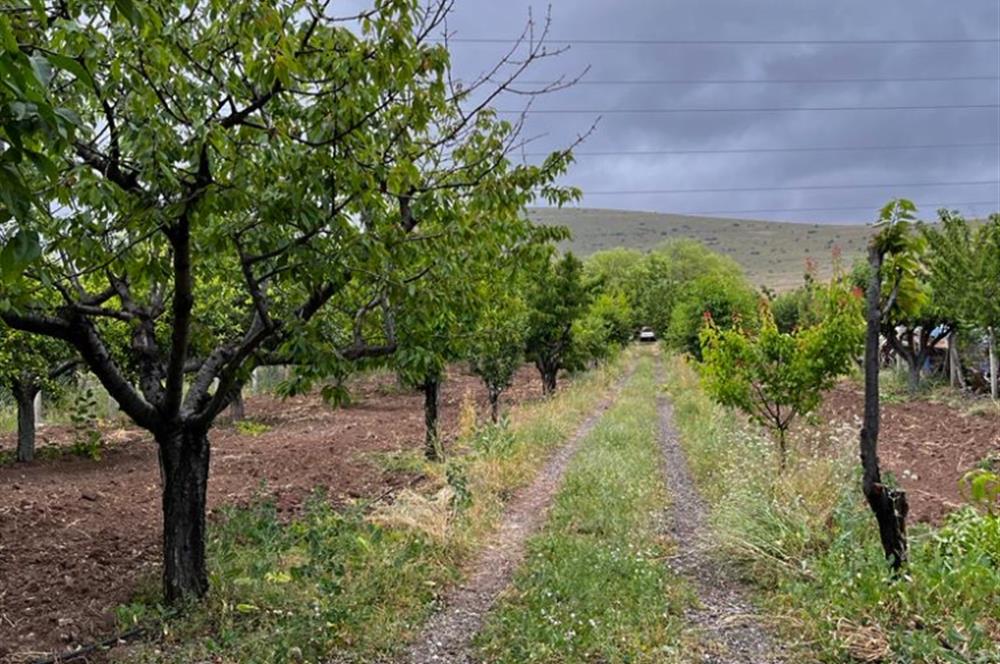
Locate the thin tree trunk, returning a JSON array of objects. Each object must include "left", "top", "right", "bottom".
[
  {"left": 14, "top": 380, "right": 40, "bottom": 463},
  {"left": 989, "top": 327, "right": 998, "bottom": 401},
  {"left": 157, "top": 426, "right": 211, "bottom": 603},
  {"left": 949, "top": 331, "right": 966, "bottom": 389},
  {"left": 423, "top": 377, "right": 440, "bottom": 461},
  {"left": 487, "top": 385, "right": 501, "bottom": 424},
  {"left": 776, "top": 427, "right": 787, "bottom": 471},
  {"left": 861, "top": 246, "right": 908, "bottom": 570},
  {"left": 906, "top": 359, "right": 921, "bottom": 393},
  {"left": 536, "top": 359, "right": 558, "bottom": 396}
]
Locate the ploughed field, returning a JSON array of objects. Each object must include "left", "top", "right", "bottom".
[
  {"left": 819, "top": 382, "right": 1000, "bottom": 525},
  {"left": 0, "top": 366, "right": 541, "bottom": 662}
]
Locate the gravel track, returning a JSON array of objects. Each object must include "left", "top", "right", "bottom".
[
  {"left": 399, "top": 368, "right": 633, "bottom": 664},
  {"left": 657, "top": 381, "right": 786, "bottom": 664}
]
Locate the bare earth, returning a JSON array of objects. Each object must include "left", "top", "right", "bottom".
[
  {"left": 399, "top": 369, "right": 630, "bottom": 664},
  {"left": 658, "top": 387, "right": 785, "bottom": 664},
  {"left": 819, "top": 382, "right": 1000, "bottom": 524},
  {"left": 0, "top": 366, "right": 542, "bottom": 664}
]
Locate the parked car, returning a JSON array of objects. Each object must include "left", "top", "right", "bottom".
[{"left": 638, "top": 327, "right": 656, "bottom": 342}]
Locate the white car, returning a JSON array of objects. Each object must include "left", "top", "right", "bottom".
[{"left": 638, "top": 327, "right": 656, "bottom": 342}]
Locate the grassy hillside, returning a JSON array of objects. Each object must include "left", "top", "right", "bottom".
[{"left": 527, "top": 207, "right": 873, "bottom": 291}]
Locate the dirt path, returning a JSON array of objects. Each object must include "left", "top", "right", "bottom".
[
  {"left": 400, "top": 368, "right": 632, "bottom": 664},
  {"left": 657, "top": 388, "right": 785, "bottom": 663}
]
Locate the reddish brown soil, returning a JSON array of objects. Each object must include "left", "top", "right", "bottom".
[
  {"left": 819, "top": 382, "right": 1000, "bottom": 525},
  {"left": 0, "top": 365, "right": 543, "bottom": 663}
]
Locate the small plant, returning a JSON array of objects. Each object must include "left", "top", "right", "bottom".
[
  {"left": 69, "top": 385, "right": 103, "bottom": 460},
  {"left": 471, "top": 420, "right": 517, "bottom": 458},
  {"left": 235, "top": 419, "right": 271, "bottom": 436},
  {"left": 961, "top": 468, "right": 1000, "bottom": 514}
]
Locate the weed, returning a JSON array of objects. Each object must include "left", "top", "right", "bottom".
[
  {"left": 664, "top": 356, "right": 1000, "bottom": 663},
  {"left": 116, "top": 356, "right": 633, "bottom": 663},
  {"left": 235, "top": 420, "right": 270, "bottom": 436},
  {"left": 476, "top": 355, "right": 695, "bottom": 663}
]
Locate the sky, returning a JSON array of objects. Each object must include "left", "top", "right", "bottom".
[{"left": 431, "top": 0, "right": 1000, "bottom": 224}]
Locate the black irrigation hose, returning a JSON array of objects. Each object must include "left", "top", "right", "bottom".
[{"left": 30, "top": 627, "right": 146, "bottom": 664}]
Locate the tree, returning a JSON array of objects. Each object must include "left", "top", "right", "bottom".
[
  {"left": 922, "top": 211, "right": 1000, "bottom": 398},
  {"left": 524, "top": 252, "right": 593, "bottom": 395},
  {"left": 468, "top": 293, "right": 529, "bottom": 424},
  {"left": 2, "top": 1, "right": 577, "bottom": 603},
  {"left": 666, "top": 271, "right": 759, "bottom": 360},
  {"left": 699, "top": 283, "right": 863, "bottom": 467},
  {"left": 570, "top": 289, "right": 633, "bottom": 367},
  {"left": 0, "top": 324, "right": 76, "bottom": 461},
  {"left": 860, "top": 199, "right": 919, "bottom": 571}
]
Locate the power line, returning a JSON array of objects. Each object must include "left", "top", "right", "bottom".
[
  {"left": 517, "top": 75, "right": 1000, "bottom": 85},
  {"left": 447, "top": 37, "right": 1000, "bottom": 45},
  {"left": 499, "top": 103, "right": 1000, "bottom": 114},
  {"left": 647, "top": 201, "right": 1000, "bottom": 216},
  {"left": 580, "top": 180, "right": 999, "bottom": 195},
  {"left": 522, "top": 142, "right": 1000, "bottom": 157}
]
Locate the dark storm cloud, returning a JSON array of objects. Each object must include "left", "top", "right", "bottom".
[{"left": 440, "top": 0, "right": 1000, "bottom": 222}]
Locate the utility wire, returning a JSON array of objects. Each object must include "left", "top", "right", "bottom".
[
  {"left": 499, "top": 103, "right": 999, "bottom": 114},
  {"left": 626, "top": 201, "right": 1000, "bottom": 216},
  {"left": 516, "top": 75, "right": 1000, "bottom": 85},
  {"left": 446, "top": 37, "right": 1000, "bottom": 45},
  {"left": 579, "top": 180, "right": 999, "bottom": 195},
  {"left": 522, "top": 142, "right": 1000, "bottom": 157}
]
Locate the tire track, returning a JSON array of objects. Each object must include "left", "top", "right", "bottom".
[
  {"left": 656, "top": 366, "right": 785, "bottom": 664},
  {"left": 400, "top": 365, "right": 635, "bottom": 664}
]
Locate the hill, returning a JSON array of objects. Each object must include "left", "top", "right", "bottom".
[{"left": 527, "top": 207, "right": 873, "bottom": 291}]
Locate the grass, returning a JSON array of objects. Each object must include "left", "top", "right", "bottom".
[
  {"left": 663, "top": 356, "right": 1000, "bottom": 663},
  {"left": 115, "top": 354, "right": 633, "bottom": 663},
  {"left": 475, "top": 352, "right": 696, "bottom": 663},
  {"left": 528, "top": 207, "right": 872, "bottom": 291}
]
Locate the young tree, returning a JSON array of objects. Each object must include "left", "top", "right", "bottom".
[
  {"left": 0, "top": 325, "right": 76, "bottom": 461},
  {"left": 2, "top": 1, "right": 577, "bottom": 603},
  {"left": 666, "top": 271, "right": 759, "bottom": 360},
  {"left": 468, "top": 293, "right": 529, "bottom": 424},
  {"left": 570, "top": 289, "right": 634, "bottom": 367},
  {"left": 699, "top": 284, "right": 863, "bottom": 467},
  {"left": 923, "top": 211, "right": 1000, "bottom": 398},
  {"left": 860, "top": 199, "right": 920, "bottom": 570},
  {"left": 524, "top": 252, "right": 593, "bottom": 395}
]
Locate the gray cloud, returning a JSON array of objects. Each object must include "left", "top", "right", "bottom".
[{"left": 441, "top": 0, "right": 1000, "bottom": 222}]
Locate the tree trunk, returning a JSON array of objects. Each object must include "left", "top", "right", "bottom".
[
  {"left": 861, "top": 246, "right": 908, "bottom": 570},
  {"left": 157, "top": 426, "right": 211, "bottom": 603},
  {"left": 536, "top": 359, "right": 558, "bottom": 396},
  {"left": 228, "top": 388, "right": 245, "bottom": 421},
  {"left": 487, "top": 384, "right": 502, "bottom": 424},
  {"left": 989, "top": 327, "right": 998, "bottom": 401},
  {"left": 776, "top": 427, "right": 788, "bottom": 471},
  {"left": 949, "top": 331, "right": 966, "bottom": 389},
  {"left": 906, "top": 359, "right": 921, "bottom": 393},
  {"left": 13, "top": 380, "right": 40, "bottom": 463},
  {"left": 422, "top": 377, "right": 440, "bottom": 461}
]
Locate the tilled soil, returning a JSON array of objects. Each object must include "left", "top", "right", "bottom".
[
  {"left": 819, "top": 382, "right": 1000, "bottom": 524},
  {"left": 400, "top": 369, "right": 631, "bottom": 664},
  {"left": 0, "top": 366, "right": 542, "bottom": 664},
  {"left": 658, "top": 386, "right": 785, "bottom": 664}
]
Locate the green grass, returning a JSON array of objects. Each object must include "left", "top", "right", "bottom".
[
  {"left": 528, "top": 207, "right": 872, "bottom": 291},
  {"left": 116, "top": 355, "right": 633, "bottom": 664},
  {"left": 475, "top": 353, "right": 695, "bottom": 663},
  {"left": 663, "top": 356, "right": 1000, "bottom": 663}
]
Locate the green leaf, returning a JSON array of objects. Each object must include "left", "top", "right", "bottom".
[
  {"left": 1, "top": 228, "right": 42, "bottom": 281},
  {"left": 44, "top": 53, "right": 95, "bottom": 88}
]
